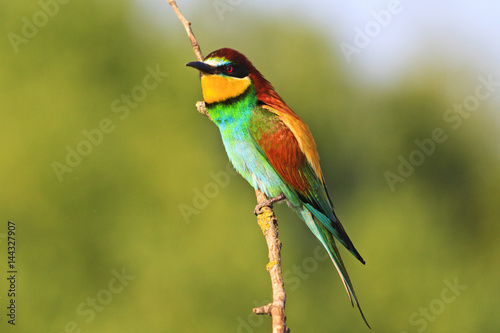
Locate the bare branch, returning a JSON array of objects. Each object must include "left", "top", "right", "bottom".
[
  {"left": 166, "top": 0, "right": 204, "bottom": 61},
  {"left": 253, "top": 189, "right": 289, "bottom": 333},
  {"left": 196, "top": 101, "right": 211, "bottom": 121}
]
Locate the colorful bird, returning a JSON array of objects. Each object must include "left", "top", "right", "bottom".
[{"left": 186, "top": 48, "right": 369, "bottom": 327}]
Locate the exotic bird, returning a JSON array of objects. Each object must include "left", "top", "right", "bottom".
[{"left": 186, "top": 48, "right": 369, "bottom": 327}]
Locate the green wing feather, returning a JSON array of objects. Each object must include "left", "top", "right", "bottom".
[{"left": 249, "top": 106, "right": 365, "bottom": 263}]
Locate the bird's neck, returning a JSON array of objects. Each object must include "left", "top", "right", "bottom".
[{"left": 205, "top": 84, "right": 258, "bottom": 129}]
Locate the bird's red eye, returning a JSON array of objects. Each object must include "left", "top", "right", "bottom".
[{"left": 226, "top": 66, "right": 233, "bottom": 73}]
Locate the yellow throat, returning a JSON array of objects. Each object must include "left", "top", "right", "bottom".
[{"left": 201, "top": 74, "right": 251, "bottom": 104}]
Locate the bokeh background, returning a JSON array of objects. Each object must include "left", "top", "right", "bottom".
[{"left": 1, "top": 0, "right": 499, "bottom": 332}]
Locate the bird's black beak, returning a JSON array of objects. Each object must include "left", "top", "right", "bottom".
[{"left": 185, "top": 61, "right": 217, "bottom": 75}]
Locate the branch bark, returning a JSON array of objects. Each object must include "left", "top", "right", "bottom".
[
  {"left": 166, "top": 0, "right": 204, "bottom": 61},
  {"left": 252, "top": 189, "right": 289, "bottom": 333},
  {"left": 167, "top": 2, "right": 288, "bottom": 331}
]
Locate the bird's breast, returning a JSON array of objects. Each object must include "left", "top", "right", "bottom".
[{"left": 218, "top": 122, "right": 284, "bottom": 199}]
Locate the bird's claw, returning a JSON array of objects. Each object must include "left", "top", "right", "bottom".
[{"left": 254, "top": 194, "right": 285, "bottom": 215}]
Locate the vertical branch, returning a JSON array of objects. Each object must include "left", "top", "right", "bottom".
[
  {"left": 253, "top": 189, "right": 289, "bottom": 333},
  {"left": 167, "top": 2, "right": 288, "bottom": 332}
]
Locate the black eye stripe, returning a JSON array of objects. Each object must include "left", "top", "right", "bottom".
[{"left": 217, "top": 64, "right": 249, "bottom": 78}]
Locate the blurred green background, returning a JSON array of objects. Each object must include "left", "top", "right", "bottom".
[{"left": 1, "top": 1, "right": 499, "bottom": 332}]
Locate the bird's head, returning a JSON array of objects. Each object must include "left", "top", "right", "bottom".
[{"left": 186, "top": 48, "right": 277, "bottom": 105}]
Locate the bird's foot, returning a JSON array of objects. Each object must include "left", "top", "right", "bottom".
[{"left": 254, "top": 193, "right": 285, "bottom": 215}]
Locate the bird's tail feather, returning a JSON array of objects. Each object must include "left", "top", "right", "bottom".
[{"left": 298, "top": 208, "right": 370, "bottom": 329}]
